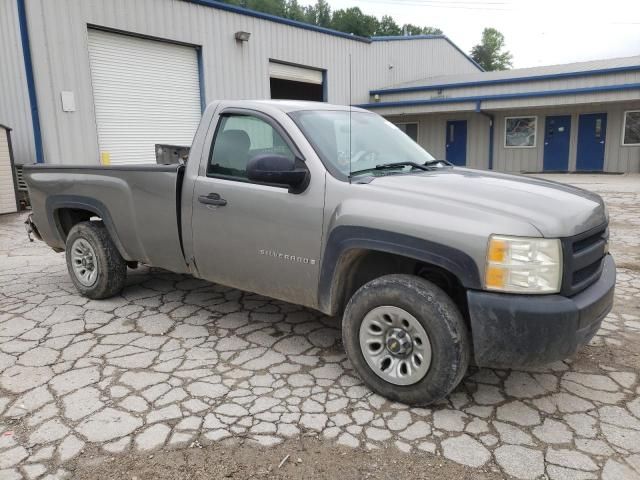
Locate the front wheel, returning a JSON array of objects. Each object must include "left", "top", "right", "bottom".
[
  {"left": 342, "top": 274, "right": 470, "bottom": 406},
  {"left": 65, "top": 221, "right": 127, "bottom": 299}
]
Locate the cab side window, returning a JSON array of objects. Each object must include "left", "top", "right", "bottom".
[{"left": 208, "top": 114, "right": 295, "bottom": 179}]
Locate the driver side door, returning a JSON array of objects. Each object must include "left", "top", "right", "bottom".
[{"left": 191, "top": 110, "right": 325, "bottom": 308}]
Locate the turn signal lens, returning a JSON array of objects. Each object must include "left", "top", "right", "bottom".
[{"left": 485, "top": 235, "right": 562, "bottom": 294}]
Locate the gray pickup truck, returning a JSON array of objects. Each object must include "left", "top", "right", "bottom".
[{"left": 24, "top": 100, "right": 615, "bottom": 405}]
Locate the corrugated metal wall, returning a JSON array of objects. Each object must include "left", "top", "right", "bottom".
[
  {"left": 492, "top": 102, "right": 640, "bottom": 173},
  {"left": 0, "top": 0, "right": 36, "bottom": 166},
  {"left": 17, "top": 0, "right": 479, "bottom": 166}
]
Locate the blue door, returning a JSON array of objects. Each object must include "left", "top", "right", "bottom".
[
  {"left": 577, "top": 113, "right": 607, "bottom": 171},
  {"left": 445, "top": 120, "right": 467, "bottom": 166},
  {"left": 543, "top": 115, "right": 571, "bottom": 171}
]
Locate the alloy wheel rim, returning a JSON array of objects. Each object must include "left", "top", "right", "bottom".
[
  {"left": 71, "top": 238, "right": 98, "bottom": 287},
  {"left": 358, "top": 305, "right": 432, "bottom": 386}
]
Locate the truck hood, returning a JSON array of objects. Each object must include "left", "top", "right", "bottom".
[{"left": 367, "top": 168, "right": 606, "bottom": 237}]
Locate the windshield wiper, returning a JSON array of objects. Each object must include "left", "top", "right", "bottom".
[
  {"left": 351, "top": 162, "right": 427, "bottom": 176},
  {"left": 424, "top": 159, "right": 453, "bottom": 167},
  {"left": 350, "top": 160, "right": 452, "bottom": 177},
  {"left": 374, "top": 161, "right": 430, "bottom": 171}
]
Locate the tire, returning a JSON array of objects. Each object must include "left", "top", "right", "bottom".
[
  {"left": 65, "top": 221, "right": 127, "bottom": 299},
  {"left": 342, "top": 274, "right": 470, "bottom": 406}
]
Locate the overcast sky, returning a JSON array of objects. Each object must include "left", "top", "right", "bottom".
[{"left": 300, "top": 0, "right": 640, "bottom": 68}]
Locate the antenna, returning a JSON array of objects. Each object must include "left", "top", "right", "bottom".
[{"left": 348, "top": 53, "right": 352, "bottom": 183}]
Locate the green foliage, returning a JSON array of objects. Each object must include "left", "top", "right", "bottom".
[
  {"left": 330, "top": 7, "right": 379, "bottom": 37},
  {"left": 401, "top": 24, "right": 443, "bottom": 36},
  {"left": 216, "top": 0, "right": 442, "bottom": 38},
  {"left": 470, "top": 28, "right": 513, "bottom": 71},
  {"left": 377, "top": 16, "right": 401, "bottom": 36}
]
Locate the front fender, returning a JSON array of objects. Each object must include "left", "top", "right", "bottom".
[{"left": 318, "top": 225, "right": 481, "bottom": 314}]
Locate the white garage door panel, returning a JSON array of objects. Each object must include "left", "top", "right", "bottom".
[
  {"left": 0, "top": 130, "right": 17, "bottom": 215},
  {"left": 88, "top": 30, "right": 201, "bottom": 165},
  {"left": 269, "top": 62, "right": 323, "bottom": 85}
]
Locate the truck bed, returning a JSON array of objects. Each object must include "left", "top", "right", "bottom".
[{"left": 24, "top": 164, "right": 189, "bottom": 274}]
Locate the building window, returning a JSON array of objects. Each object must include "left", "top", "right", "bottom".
[
  {"left": 395, "top": 123, "right": 418, "bottom": 142},
  {"left": 623, "top": 111, "right": 640, "bottom": 146},
  {"left": 505, "top": 116, "right": 537, "bottom": 148}
]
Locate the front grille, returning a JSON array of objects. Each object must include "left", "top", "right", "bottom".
[{"left": 560, "top": 224, "right": 608, "bottom": 296}]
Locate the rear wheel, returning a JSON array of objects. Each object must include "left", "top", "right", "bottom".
[
  {"left": 65, "top": 221, "right": 126, "bottom": 299},
  {"left": 342, "top": 274, "right": 470, "bottom": 406}
]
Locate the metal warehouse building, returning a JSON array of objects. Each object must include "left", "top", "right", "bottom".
[
  {"left": 361, "top": 57, "right": 640, "bottom": 173},
  {"left": 1, "top": 0, "right": 639, "bottom": 177}
]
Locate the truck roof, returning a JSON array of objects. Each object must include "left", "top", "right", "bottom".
[{"left": 210, "top": 99, "right": 370, "bottom": 114}]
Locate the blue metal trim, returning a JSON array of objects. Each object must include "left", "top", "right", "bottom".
[
  {"left": 371, "top": 34, "right": 483, "bottom": 72},
  {"left": 477, "top": 110, "right": 494, "bottom": 170},
  {"left": 16, "top": 0, "right": 43, "bottom": 163},
  {"left": 322, "top": 70, "right": 328, "bottom": 102},
  {"left": 488, "top": 117, "right": 494, "bottom": 170},
  {"left": 358, "top": 82, "right": 640, "bottom": 109},
  {"left": 370, "top": 34, "right": 443, "bottom": 41},
  {"left": 371, "top": 64, "right": 640, "bottom": 96},
  {"left": 197, "top": 47, "right": 206, "bottom": 113},
  {"left": 186, "top": 0, "right": 371, "bottom": 43}
]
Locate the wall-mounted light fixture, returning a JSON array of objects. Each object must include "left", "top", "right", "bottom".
[{"left": 235, "top": 31, "right": 251, "bottom": 42}]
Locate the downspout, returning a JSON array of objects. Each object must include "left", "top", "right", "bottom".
[
  {"left": 476, "top": 100, "right": 494, "bottom": 170},
  {"left": 16, "top": 0, "right": 43, "bottom": 163}
]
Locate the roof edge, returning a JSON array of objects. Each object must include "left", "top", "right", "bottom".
[
  {"left": 185, "top": 0, "right": 372, "bottom": 43},
  {"left": 371, "top": 34, "right": 483, "bottom": 72},
  {"left": 371, "top": 63, "right": 640, "bottom": 96},
  {"left": 359, "top": 82, "right": 640, "bottom": 109}
]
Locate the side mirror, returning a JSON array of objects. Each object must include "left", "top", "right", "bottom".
[{"left": 247, "top": 154, "right": 309, "bottom": 193}]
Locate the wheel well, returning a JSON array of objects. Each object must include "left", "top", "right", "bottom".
[
  {"left": 55, "top": 208, "right": 100, "bottom": 240},
  {"left": 332, "top": 250, "right": 469, "bottom": 320}
]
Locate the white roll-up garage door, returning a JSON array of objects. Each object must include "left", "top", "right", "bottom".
[
  {"left": 88, "top": 29, "right": 202, "bottom": 165},
  {"left": 269, "top": 62, "right": 323, "bottom": 85},
  {"left": 0, "top": 127, "right": 18, "bottom": 215}
]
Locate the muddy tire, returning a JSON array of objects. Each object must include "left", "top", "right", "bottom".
[
  {"left": 65, "top": 221, "right": 126, "bottom": 299},
  {"left": 342, "top": 274, "right": 470, "bottom": 406}
]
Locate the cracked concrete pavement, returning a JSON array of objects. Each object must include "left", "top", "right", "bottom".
[{"left": 1, "top": 173, "right": 639, "bottom": 479}]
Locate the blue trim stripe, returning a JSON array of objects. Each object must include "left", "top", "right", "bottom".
[
  {"left": 358, "top": 82, "right": 640, "bottom": 109},
  {"left": 186, "top": 0, "right": 371, "bottom": 43},
  {"left": 371, "top": 64, "right": 640, "bottom": 96},
  {"left": 16, "top": 0, "right": 43, "bottom": 163},
  {"left": 370, "top": 34, "right": 443, "bottom": 41},
  {"left": 197, "top": 47, "right": 206, "bottom": 113},
  {"left": 371, "top": 34, "right": 483, "bottom": 72}
]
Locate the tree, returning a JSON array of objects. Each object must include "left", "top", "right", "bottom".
[
  {"left": 470, "top": 28, "right": 513, "bottom": 71},
  {"left": 305, "top": 0, "right": 332, "bottom": 28},
  {"left": 401, "top": 24, "right": 442, "bottom": 36},
  {"left": 377, "top": 15, "right": 401, "bottom": 36},
  {"left": 330, "top": 7, "right": 379, "bottom": 37},
  {"left": 284, "top": 0, "right": 306, "bottom": 22},
  {"left": 216, "top": 0, "right": 442, "bottom": 39}
]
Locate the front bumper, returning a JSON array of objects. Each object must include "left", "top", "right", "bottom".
[{"left": 467, "top": 254, "right": 615, "bottom": 367}]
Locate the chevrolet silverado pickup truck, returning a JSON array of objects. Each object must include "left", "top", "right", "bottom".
[{"left": 24, "top": 100, "right": 615, "bottom": 405}]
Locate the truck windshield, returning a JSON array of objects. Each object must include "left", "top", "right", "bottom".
[{"left": 291, "top": 110, "right": 437, "bottom": 178}]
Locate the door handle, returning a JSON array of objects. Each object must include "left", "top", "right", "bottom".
[{"left": 198, "top": 193, "right": 227, "bottom": 206}]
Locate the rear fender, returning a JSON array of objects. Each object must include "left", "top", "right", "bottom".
[{"left": 47, "top": 195, "right": 131, "bottom": 260}]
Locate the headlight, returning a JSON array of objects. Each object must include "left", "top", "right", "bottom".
[{"left": 485, "top": 235, "right": 562, "bottom": 294}]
